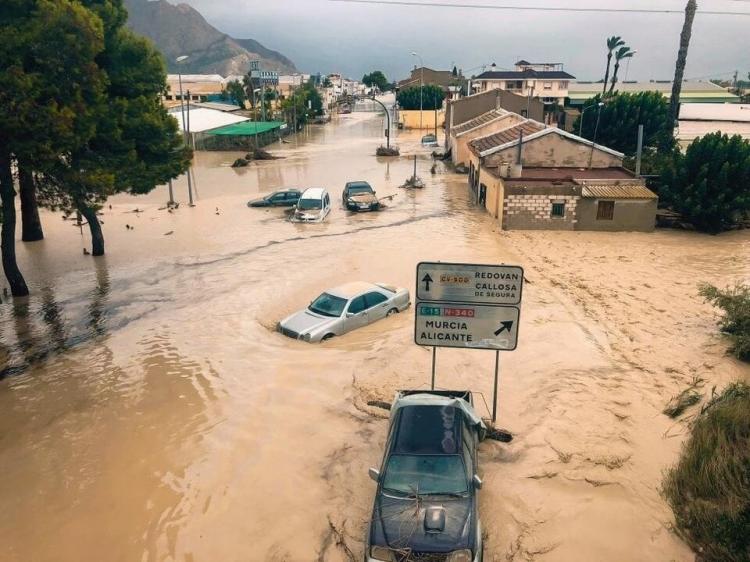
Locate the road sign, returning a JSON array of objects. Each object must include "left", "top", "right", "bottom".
[
  {"left": 417, "top": 262, "right": 524, "bottom": 306},
  {"left": 414, "top": 302, "right": 520, "bottom": 351}
]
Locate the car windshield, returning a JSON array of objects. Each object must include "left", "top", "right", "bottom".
[
  {"left": 309, "top": 293, "right": 347, "bottom": 317},
  {"left": 298, "top": 198, "right": 322, "bottom": 210},
  {"left": 348, "top": 184, "right": 373, "bottom": 195},
  {"left": 382, "top": 454, "right": 468, "bottom": 496}
]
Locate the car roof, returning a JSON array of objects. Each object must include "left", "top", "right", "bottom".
[
  {"left": 327, "top": 281, "right": 379, "bottom": 299},
  {"left": 346, "top": 181, "right": 372, "bottom": 188},
  {"left": 391, "top": 405, "right": 464, "bottom": 455},
  {"left": 300, "top": 187, "right": 326, "bottom": 199}
]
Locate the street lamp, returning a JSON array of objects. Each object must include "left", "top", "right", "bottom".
[
  {"left": 175, "top": 55, "right": 189, "bottom": 133},
  {"left": 579, "top": 101, "right": 605, "bottom": 137},
  {"left": 253, "top": 88, "right": 262, "bottom": 147},
  {"left": 411, "top": 51, "right": 424, "bottom": 130},
  {"left": 588, "top": 102, "right": 605, "bottom": 169}
]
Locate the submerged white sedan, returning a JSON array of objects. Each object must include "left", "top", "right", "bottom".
[{"left": 278, "top": 282, "right": 411, "bottom": 342}]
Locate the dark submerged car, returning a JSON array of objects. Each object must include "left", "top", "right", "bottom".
[
  {"left": 247, "top": 189, "right": 302, "bottom": 208},
  {"left": 366, "top": 390, "right": 485, "bottom": 562},
  {"left": 343, "top": 181, "right": 380, "bottom": 212}
]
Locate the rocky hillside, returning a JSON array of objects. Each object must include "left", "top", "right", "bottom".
[{"left": 124, "top": 0, "right": 297, "bottom": 76}]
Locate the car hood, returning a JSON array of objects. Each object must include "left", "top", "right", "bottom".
[
  {"left": 372, "top": 494, "right": 473, "bottom": 553},
  {"left": 348, "top": 193, "right": 378, "bottom": 204},
  {"left": 280, "top": 308, "right": 338, "bottom": 334}
]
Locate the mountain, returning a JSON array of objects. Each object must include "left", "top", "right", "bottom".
[{"left": 123, "top": 0, "right": 297, "bottom": 76}]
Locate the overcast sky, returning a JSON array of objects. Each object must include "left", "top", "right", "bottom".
[{"left": 176, "top": 0, "right": 749, "bottom": 83}]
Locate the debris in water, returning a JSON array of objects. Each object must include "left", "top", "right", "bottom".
[
  {"left": 367, "top": 400, "right": 391, "bottom": 410},
  {"left": 164, "top": 231, "right": 174, "bottom": 236},
  {"left": 376, "top": 146, "right": 399, "bottom": 157}
]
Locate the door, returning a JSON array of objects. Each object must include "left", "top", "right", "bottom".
[
  {"left": 269, "top": 193, "right": 287, "bottom": 206},
  {"left": 364, "top": 291, "right": 390, "bottom": 323},
  {"left": 285, "top": 191, "right": 300, "bottom": 206},
  {"left": 344, "top": 295, "right": 369, "bottom": 332}
]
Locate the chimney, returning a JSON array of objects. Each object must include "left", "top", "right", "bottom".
[{"left": 510, "top": 130, "right": 523, "bottom": 178}]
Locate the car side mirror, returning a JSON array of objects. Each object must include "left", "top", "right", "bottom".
[
  {"left": 346, "top": 312, "right": 355, "bottom": 318},
  {"left": 472, "top": 474, "right": 483, "bottom": 489},
  {"left": 368, "top": 468, "right": 381, "bottom": 482}
]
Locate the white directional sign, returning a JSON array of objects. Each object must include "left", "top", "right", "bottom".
[
  {"left": 417, "top": 262, "right": 524, "bottom": 305},
  {"left": 414, "top": 302, "right": 520, "bottom": 351}
]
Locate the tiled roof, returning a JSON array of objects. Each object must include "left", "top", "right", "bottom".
[
  {"left": 581, "top": 184, "right": 657, "bottom": 199},
  {"left": 469, "top": 120, "right": 546, "bottom": 155},
  {"left": 476, "top": 70, "right": 575, "bottom": 80},
  {"left": 452, "top": 109, "right": 510, "bottom": 136}
]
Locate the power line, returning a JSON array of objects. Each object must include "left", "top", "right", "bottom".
[{"left": 329, "top": 0, "right": 750, "bottom": 16}]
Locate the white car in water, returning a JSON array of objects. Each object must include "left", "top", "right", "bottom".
[
  {"left": 278, "top": 282, "right": 411, "bottom": 342},
  {"left": 291, "top": 187, "right": 331, "bottom": 222}
]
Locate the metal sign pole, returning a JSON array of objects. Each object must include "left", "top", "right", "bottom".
[
  {"left": 431, "top": 346, "right": 436, "bottom": 390},
  {"left": 492, "top": 350, "right": 500, "bottom": 424}
]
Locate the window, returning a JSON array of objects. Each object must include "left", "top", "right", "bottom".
[
  {"left": 559, "top": 81, "right": 569, "bottom": 89},
  {"left": 348, "top": 295, "right": 367, "bottom": 315},
  {"left": 309, "top": 293, "right": 347, "bottom": 317},
  {"left": 597, "top": 200, "right": 615, "bottom": 220},
  {"left": 551, "top": 202, "right": 565, "bottom": 218},
  {"left": 364, "top": 291, "right": 388, "bottom": 309},
  {"left": 543, "top": 81, "right": 553, "bottom": 90},
  {"left": 270, "top": 193, "right": 286, "bottom": 203}
]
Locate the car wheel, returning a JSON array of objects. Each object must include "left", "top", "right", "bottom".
[
  {"left": 322, "top": 333, "right": 335, "bottom": 341},
  {"left": 387, "top": 308, "right": 399, "bottom": 317}
]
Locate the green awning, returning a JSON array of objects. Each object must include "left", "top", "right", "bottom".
[{"left": 207, "top": 121, "right": 286, "bottom": 135}]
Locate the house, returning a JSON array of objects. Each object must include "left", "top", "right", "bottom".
[
  {"left": 677, "top": 103, "right": 750, "bottom": 148},
  {"left": 472, "top": 61, "right": 575, "bottom": 106},
  {"left": 447, "top": 109, "right": 525, "bottom": 166},
  {"left": 568, "top": 80, "right": 740, "bottom": 107},
  {"left": 466, "top": 120, "right": 657, "bottom": 231},
  {"left": 445, "top": 89, "right": 545, "bottom": 154},
  {"left": 398, "top": 66, "right": 465, "bottom": 94}
]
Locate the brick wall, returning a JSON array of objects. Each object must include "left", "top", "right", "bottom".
[{"left": 503, "top": 194, "right": 579, "bottom": 230}]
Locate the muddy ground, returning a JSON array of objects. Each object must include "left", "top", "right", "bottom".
[{"left": 0, "top": 111, "right": 748, "bottom": 561}]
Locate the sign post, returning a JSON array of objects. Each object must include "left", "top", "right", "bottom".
[{"left": 414, "top": 262, "right": 524, "bottom": 424}]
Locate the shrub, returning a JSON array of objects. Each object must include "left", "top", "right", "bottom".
[
  {"left": 700, "top": 283, "right": 750, "bottom": 361},
  {"left": 663, "top": 383, "right": 750, "bottom": 562},
  {"left": 661, "top": 133, "right": 750, "bottom": 233}
]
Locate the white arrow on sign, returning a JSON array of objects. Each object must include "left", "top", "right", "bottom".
[{"left": 414, "top": 302, "right": 520, "bottom": 351}]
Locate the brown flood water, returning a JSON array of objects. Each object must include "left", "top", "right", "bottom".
[{"left": 1, "top": 109, "right": 749, "bottom": 561}]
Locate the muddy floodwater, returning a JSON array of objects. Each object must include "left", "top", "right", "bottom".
[{"left": 1, "top": 110, "right": 749, "bottom": 561}]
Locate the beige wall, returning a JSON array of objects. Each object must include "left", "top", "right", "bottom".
[
  {"left": 577, "top": 198, "right": 657, "bottom": 232},
  {"left": 447, "top": 89, "right": 544, "bottom": 135},
  {"left": 452, "top": 114, "right": 524, "bottom": 166},
  {"left": 484, "top": 131, "right": 622, "bottom": 169},
  {"left": 399, "top": 109, "right": 445, "bottom": 130}
]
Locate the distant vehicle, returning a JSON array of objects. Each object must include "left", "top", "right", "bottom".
[
  {"left": 247, "top": 189, "right": 302, "bottom": 208},
  {"left": 366, "top": 390, "right": 486, "bottom": 562},
  {"left": 421, "top": 133, "right": 439, "bottom": 147},
  {"left": 342, "top": 181, "right": 380, "bottom": 212},
  {"left": 277, "top": 281, "right": 410, "bottom": 342},
  {"left": 292, "top": 187, "right": 331, "bottom": 222}
]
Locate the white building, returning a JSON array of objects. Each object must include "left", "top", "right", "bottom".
[
  {"left": 677, "top": 103, "right": 750, "bottom": 147},
  {"left": 472, "top": 60, "right": 575, "bottom": 106}
]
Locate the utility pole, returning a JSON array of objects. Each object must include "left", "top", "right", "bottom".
[
  {"left": 588, "top": 103, "right": 604, "bottom": 169},
  {"left": 412, "top": 52, "right": 424, "bottom": 130}
]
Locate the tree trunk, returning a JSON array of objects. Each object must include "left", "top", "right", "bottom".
[
  {"left": 18, "top": 162, "right": 44, "bottom": 242},
  {"left": 609, "top": 63, "right": 621, "bottom": 95},
  {"left": 0, "top": 151, "right": 30, "bottom": 296},
  {"left": 603, "top": 54, "right": 613, "bottom": 95},
  {"left": 668, "top": 0, "right": 698, "bottom": 132},
  {"left": 79, "top": 204, "right": 104, "bottom": 256}
]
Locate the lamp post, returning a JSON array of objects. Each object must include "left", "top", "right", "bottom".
[
  {"left": 624, "top": 50, "right": 638, "bottom": 82},
  {"left": 253, "top": 88, "right": 261, "bottom": 148},
  {"left": 175, "top": 55, "right": 189, "bottom": 133},
  {"left": 579, "top": 101, "right": 605, "bottom": 137},
  {"left": 588, "top": 102, "right": 605, "bottom": 169},
  {"left": 175, "top": 55, "right": 195, "bottom": 206},
  {"left": 411, "top": 51, "right": 424, "bottom": 130}
]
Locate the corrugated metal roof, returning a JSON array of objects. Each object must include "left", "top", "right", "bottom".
[
  {"left": 169, "top": 107, "right": 249, "bottom": 133},
  {"left": 679, "top": 103, "right": 750, "bottom": 122},
  {"left": 452, "top": 109, "right": 510, "bottom": 136},
  {"left": 207, "top": 121, "right": 285, "bottom": 135},
  {"left": 469, "top": 120, "right": 546, "bottom": 154},
  {"left": 581, "top": 184, "right": 657, "bottom": 199},
  {"left": 569, "top": 80, "right": 730, "bottom": 94}
]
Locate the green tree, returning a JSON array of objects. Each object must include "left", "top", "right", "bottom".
[
  {"left": 0, "top": 0, "right": 106, "bottom": 295},
  {"left": 573, "top": 92, "right": 672, "bottom": 155},
  {"left": 603, "top": 36, "right": 626, "bottom": 95},
  {"left": 608, "top": 46, "right": 634, "bottom": 95},
  {"left": 225, "top": 79, "right": 246, "bottom": 108},
  {"left": 362, "top": 70, "right": 389, "bottom": 91},
  {"left": 661, "top": 132, "right": 750, "bottom": 233},
  {"left": 397, "top": 85, "right": 444, "bottom": 110},
  {"left": 38, "top": 2, "right": 191, "bottom": 256}
]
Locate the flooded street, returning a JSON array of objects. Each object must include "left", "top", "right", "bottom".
[{"left": 1, "top": 110, "right": 749, "bottom": 561}]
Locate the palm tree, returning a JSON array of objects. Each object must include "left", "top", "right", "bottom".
[
  {"left": 668, "top": 0, "right": 698, "bottom": 132},
  {"left": 603, "top": 36, "right": 625, "bottom": 95},
  {"left": 608, "top": 46, "right": 635, "bottom": 95}
]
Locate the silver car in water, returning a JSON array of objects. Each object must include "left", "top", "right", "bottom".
[{"left": 278, "top": 282, "right": 411, "bottom": 342}]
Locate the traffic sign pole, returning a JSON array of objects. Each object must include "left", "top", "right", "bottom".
[
  {"left": 431, "top": 347, "right": 436, "bottom": 390},
  {"left": 492, "top": 350, "right": 500, "bottom": 423}
]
